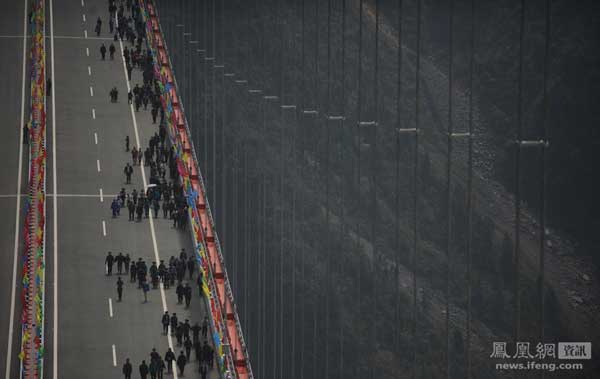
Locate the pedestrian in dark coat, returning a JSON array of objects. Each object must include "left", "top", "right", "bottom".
[
  {"left": 201, "top": 316, "right": 208, "bottom": 338},
  {"left": 184, "top": 283, "right": 192, "bottom": 308},
  {"left": 122, "top": 358, "right": 132, "bottom": 379},
  {"left": 170, "top": 313, "right": 178, "bottom": 335},
  {"left": 176, "top": 283, "right": 184, "bottom": 304},
  {"left": 127, "top": 200, "right": 135, "bottom": 221},
  {"left": 139, "top": 360, "right": 149, "bottom": 379},
  {"left": 116, "top": 252, "right": 125, "bottom": 274},
  {"left": 95, "top": 17, "right": 102, "bottom": 36},
  {"left": 176, "top": 352, "right": 187, "bottom": 376},
  {"left": 187, "top": 259, "right": 195, "bottom": 280},
  {"left": 164, "top": 348, "right": 175, "bottom": 374},
  {"left": 116, "top": 276, "right": 124, "bottom": 301},
  {"left": 124, "top": 253, "right": 131, "bottom": 274},
  {"left": 161, "top": 311, "right": 170, "bottom": 335},
  {"left": 175, "top": 323, "right": 184, "bottom": 346},
  {"left": 130, "top": 260, "right": 137, "bottom": 282},
  {"left": 191, "top": 322, "right": 201, "bottom": 344},
  {"left": 100, "top": 43, "right": 107, "bottom": 60},
  {"left": 151, "top": 107, "right": 158, "bottom": 123},
  {"left": 105, "top": 252, "right": 115, "bottom": 275},
  {"left": 184, "top": 338, "right": 192, "bottom": 362},
  {"left": 109, "top": 43, "right": 116, "bottom": 59}
]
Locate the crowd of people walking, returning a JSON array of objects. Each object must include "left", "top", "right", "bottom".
[{"left": 101, "top": 1, "right": 216, "bottom": 377}]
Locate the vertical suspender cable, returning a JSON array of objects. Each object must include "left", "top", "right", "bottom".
[
  {"left": 394, "top": 0, "right": 403, "bottom": 358},
  {"left": 539, "top": 0, "right": 551, "bottom": 344},
  {"left": 370, "top": 0, "right": 379, "bottom": 378},
  {"left": 212, "top": 0, "right": 217, "bottom": 223},
  {"left": 466, "top": 1, "right": 476, "bottom": 377},
  {"left": 324, "top": 0, "right": 332, "bottom": 377},
  {"left": 412, "top": 1, "right": 422, "bottom": 378},
  {"left": 445, "top": 2, "right": 454, "bottom": 378},
  {"left": 312, "top": 1, "right": 320, "bottom": 377},
  {"left": 300, "top": 0, "right": 306, "bottom": 376},
  {"left": 220, "top": 0, "right": 226, "bottom": 266},
  {"left": 356, "top": 3, "right": 363, "bottom": 373},
  {"left": 203, "top": 0, "right": 209, "bottom": 175},
  {"left": 514, "top": 0, "right": 526, "bottom": 342},
  {"left": 339, "top": 0, "right": 347, "bottom": 375},
  {"left": 278, "top": 1, "right": 285, "bottom": 377}
]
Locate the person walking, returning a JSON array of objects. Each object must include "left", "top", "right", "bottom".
[
  {"left": 116, "top": 276, "right": 124, "bottom": 301},
  {"left": 96, "top": 17, "right": 102, "bottom": 34},
  {"left": 176, "top": 351, "right": 187, "bottom": 376},
  {"left": 105, "top": 251, "right": 115, "bottom": 275},
  {"left": 176, "top": 282, "right": 184, "bottom": 304},
  {"left": 191, "top": 322, "right": 201, "bottom": 344},
  {"left": 187, "top": 259, "right": 195, "bottom": 280},
  {"left": 149, "top": 360, "right": 158, "bottom": 379},
  {"left": 164, "top": 348, "right": 175, "bottom": 374},
  {"left": 158, "top": 359, "right": 165, "bottom": 379},
  {"left": 184, "top": 283, "right": 192, "bottom": 308},
  {"left": 184, "top": 338, "right": 192, "bottom": 362},
  {"left": 161, "top": 311, "right": 170, "bottom": 335},
  {"left": 124, "top": 253, "right": 131, "bottom": 274},
  {"left": 128, "top": 200, "right": 135, "bottom": 221},
  {"left": 132, "top": 146, "right": 138, "bottom": 166},
  {"left": 201, "top": 316, "right": 208, "bottom": 339},
  {"left": 199, "top": 365, "right": 207, "bottom": 379},
  {"left": 130, "top": 259, "right": 137, "bottom": 282},
  {"left": 122, "top": 358, "right": 132, "bottom": 379},
  {"left": 116, "top": 252, "right": 125, "bottom": 274},
  {"left": 203, "top": 342, "right": 214, "bottom": 369},
  {"left": 170, "top": 313, "right": 178, "bottom": 336},
  {"left": 142, "top": 280, "right": 150, "bottom": 303},
  {"left": 124, "top": 163, "right": 133, "bottom": 184},
  {"left": 109, "top": 43, "right": 116, "bottom": 59},
  {"left": 100, "top": 43, "right": 107, "bottom": 60},
  {"left": 139, "top": 360, "right": 149, "bottom": 379}
]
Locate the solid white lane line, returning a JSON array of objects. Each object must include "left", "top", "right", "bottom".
[
  {"left": 102, "top": 221, "right": 106, "bottom": 236},
  {"left": 50, "top": 0, "right": 59, "bottom": 378},
  {"left": 88, "top": 66, "right": 91, "bottom": 76},
  {"left": 82, "top": 14, "right": 85, "bottom": 22},
  {"left": 89, "top": 86, "right": 94, "bottom": 97},
  {"left": 115, "top": 15, "right": 179, "bottom": 379},
  {"left": 111, "top": 345, "right": 117, "bottom": 367},
  {"left": 84, "top": 29, "right": 87, "bottom": 39},
  {"left": 94, "top": 132, "right": 98, "bottom": 144},
  {"left": 108, "top": 298, "right": 113, "bottom": 318},
  {"left": 99, "top": 188, "right": 104, "bottom": 202},
  {"left": 96, "top": 159, "right": 101, "bottom": 172},
  {"left": 81, "top": 0, "right": 84, "bottom": 7},
  {"left": 92, "top": 108, "right": 95, "bottom": 119},
  {"left": 86, "top": 47, "right": 89, "bottom": 56},
  {"left": 5, "top": 1, "right": 28, "bottom": 378}
]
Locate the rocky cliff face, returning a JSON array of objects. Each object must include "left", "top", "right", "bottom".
[{"left": 157, "top": 0, "right": 600, "bottom": 377}]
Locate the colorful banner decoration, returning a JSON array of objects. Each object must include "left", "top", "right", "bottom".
[
  {"left": 138, "top": 1, "right": 253, "bottom": 378},
  {"left": 19, "top": 1, "right": 47, "bottom": 378}
]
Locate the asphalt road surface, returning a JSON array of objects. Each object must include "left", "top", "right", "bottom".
[{"left": 1, "top": 0, "right": 221, "bottom": 378}]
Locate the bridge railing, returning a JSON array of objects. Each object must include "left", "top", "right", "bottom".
[
  {"left": 19, "top": 0, "right": 47, "bottom": 378},
  {"left": 138, "top": 1, "right": 253, "bottom": 378}
]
